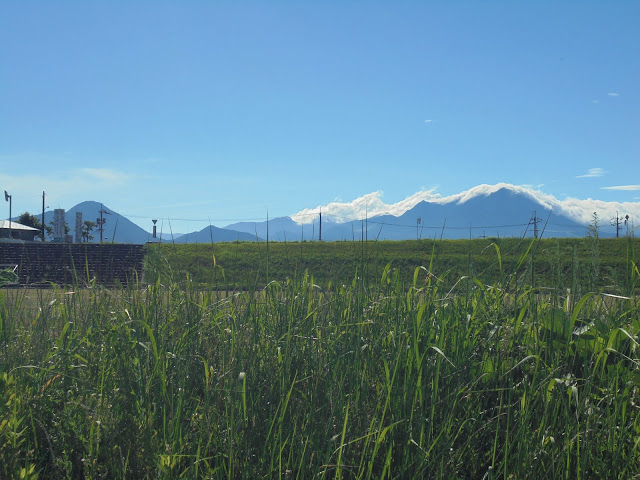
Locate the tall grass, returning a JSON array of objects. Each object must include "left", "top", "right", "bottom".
[{"left": 1, "top": 243, "right": 639, "bottom": 478}]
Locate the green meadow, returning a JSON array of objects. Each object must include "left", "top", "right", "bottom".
[
  {"left": 150, "top": 237, "right": 639, "bottom": 296},
  {"left": 1, "top": 236, "right": 639, "bottom": 478}
]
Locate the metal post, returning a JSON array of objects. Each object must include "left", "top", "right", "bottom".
[
  {"left": 42, "top": 191, "right": 46, "bottom": 241},
  {"left": 4, "top": 190, "right": 11, "bottom": 239},
  {"left": 97, "top": 204, "right": 110, "bottom": 244}
]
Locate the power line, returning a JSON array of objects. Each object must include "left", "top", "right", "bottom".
[
  {"left": 67, "top": 205, "right": 601, "bottom": 238},
  {"left": 366, "top": 219, "right": 530, "bottom": 230}
]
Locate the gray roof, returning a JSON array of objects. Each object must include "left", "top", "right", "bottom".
[{"left": 0, "top": 220, "right": 41, "bottom": 231}]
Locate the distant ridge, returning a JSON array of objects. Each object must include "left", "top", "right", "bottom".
[
  {"left": 225, "top": 187, "right": 591, "bottom": 241},
  {"left": 15, "top": 184, "right": 634, "bottom": 244},
  {"left": 28, "top": 201, "right": 258, "bottom": 244},
  {"left": 67, "top": 201, "right": 150, "bottom": 244},
  {"left": 174, "top": 224, "right": 259, "bottom": 243}
]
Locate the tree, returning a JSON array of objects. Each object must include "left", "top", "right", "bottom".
[
  {"left": 17, "top": 211, "right": 52, "bottom": 240},
  {"left": 82, "top": 220, "right": 97, "bottom": 243}
]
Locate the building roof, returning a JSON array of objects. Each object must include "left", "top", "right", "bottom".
[{"left": 0, "top": 220, "right": 41, "bottom": 231}]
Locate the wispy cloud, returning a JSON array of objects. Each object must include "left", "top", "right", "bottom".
[
  {"left": 424, "top": 119, "right": 433, "bottom": 123},
  {"left": 608, "top": 92, "right": 620, "bottom": 97},
  {"left": 0, "top": 168, "right": 134, "bottom": 213},
  {"left": 146, "top": 200, "right": 218, "bottom": 210},
  {"left": 577, "top": 168, "right": 606, "bottom": 178},
  {"left": 602, "top": 185, "right": 640, "bottom": 191},
  {"left": 81, "top": 168, "right": 130, "bottom": 184}
]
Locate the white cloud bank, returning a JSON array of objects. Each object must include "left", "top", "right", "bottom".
[
  {"left": 291, "top": 183, "right": 640, "bottom": 226},
  {"left": 291, "top": 189, "right": 441, "bottom": 223}
]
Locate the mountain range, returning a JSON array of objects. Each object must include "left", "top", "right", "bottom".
[
  {"left": 225, "top": 187, "right": 590, "bottom": 241},
  {"left": 11, "top": 185, "right": 622, "bottom": 244}
]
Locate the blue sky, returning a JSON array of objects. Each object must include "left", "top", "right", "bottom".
[{"left": 1, "top": 1, "right": 638, "bottom": 232}]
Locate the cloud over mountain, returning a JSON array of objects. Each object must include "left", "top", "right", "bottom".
[
  {"left": 291, "top": 189, "right": 441, "bottom": 224},
  {"left": 291, "top": 183, "right": 640, "bottom": 226}
]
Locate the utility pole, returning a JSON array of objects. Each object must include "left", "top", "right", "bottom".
[
  {"left": 42, "top": 191, "right": 46, "bottom": 240},
  {"left": 417, "top": 217, "right": 421, "bottom": 241},
  {"left": 611, "top": 211, "right": 623, "bottom": 238},
  {"left": 319, "top": 209, "right": 322, "bottom": 242},
  {"left": 365, "top": 208, "right": 368, "bottom": 243},
  {"left": 4, "top": 190, "right": 11, "bottom": 240},
  {"left": 530, "top": 211, "right": 542, "bottom": 239},
  {"left": 624, "top": 215, "right": 630, "bottom": 237},
  {"left": 266, "top": 209, "right": 269, "bottom": 283},
  {"left": 97, "top": 204, "right": 110, "bottom": 244}
]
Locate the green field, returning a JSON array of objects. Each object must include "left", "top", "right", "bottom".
[
  {"left": 1, "top": 236, "right": 639, "bottom": 478},
  {"left": 148, "top": 237, "right": 640, "bottom": 296}
]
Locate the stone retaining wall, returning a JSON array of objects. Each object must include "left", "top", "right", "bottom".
[{"left": 0, "top": 243, "right": 145, "bottom": 286}]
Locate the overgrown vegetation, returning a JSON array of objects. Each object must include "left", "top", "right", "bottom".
[{"left": 1, "top": 237, "right": 639, "bottom": 478}]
